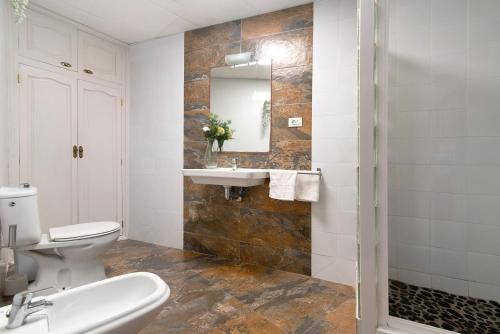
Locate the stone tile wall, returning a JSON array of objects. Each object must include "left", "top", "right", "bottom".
[{"left": 184, "top": 4, "right": 313, "bottom": 275}]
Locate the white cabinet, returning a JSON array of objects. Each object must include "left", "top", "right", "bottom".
[
  {"left": 78, "top": 31, "right": 124, "bottom": 83},
  {"left": 18, "top": 66, "right": 123, "bottom": 231},
  {"left": 18, "top": 65, "right": 78, "bottom": 231},
  {"left": 15, "top": 10, "right": 126, "bottom": 232},
  {"left": 77, "top": 81, "right": 123, "bottom": 224},
  {"left": 18, "top": 11, "right": 125, "bottom": 82},
  {"left": 19, "top": 10, "right": 78, "bottom": 71}
]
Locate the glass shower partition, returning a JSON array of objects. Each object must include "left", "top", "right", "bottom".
[{"left": 380, "top": 0, "right": 500, "bottom": 333}]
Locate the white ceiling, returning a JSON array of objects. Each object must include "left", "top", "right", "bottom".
[{"left": 30, "top": 0, "right": 312, "bottom": 44}]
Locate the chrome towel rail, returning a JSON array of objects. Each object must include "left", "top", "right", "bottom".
[{"left": 296, "top": 168, "right": 322, "bottom": 178}]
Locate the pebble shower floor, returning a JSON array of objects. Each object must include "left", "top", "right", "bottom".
[{"left": 389, "top": 280, "right": 500, "bottom": 334}]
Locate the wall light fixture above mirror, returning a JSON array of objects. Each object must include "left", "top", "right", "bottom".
[{"left": 210, "top": 60, "right": 272, "bottom": 153}]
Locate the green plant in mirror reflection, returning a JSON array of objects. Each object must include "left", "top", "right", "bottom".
[{"left": 261, "top": 100, "right": 271, "bottom": 138}]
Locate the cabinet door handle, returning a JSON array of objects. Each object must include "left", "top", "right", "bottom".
[
  {"left": 83, "top": 69, "right": 94, "bottom": 75},
  {"left": 60, "top": 62, "right": 72, "bottom": 68},
  {"left": 73, "top": 145, "right": 78, "bottom": 158},
  {"left": 78, "top": 146, "right": 84, "bottom": 158}
]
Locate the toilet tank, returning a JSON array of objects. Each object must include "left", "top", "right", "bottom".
[{"left": 0, "top": 186, "right": 42, "bottom": 246}]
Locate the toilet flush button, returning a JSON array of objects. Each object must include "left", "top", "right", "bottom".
[{"left": 8, "top": 202, "right": 15, "bottom": 207}]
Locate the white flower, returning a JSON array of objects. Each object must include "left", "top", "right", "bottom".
[{"left": 203, "top": 126, "right": 210, "bottom": 132}]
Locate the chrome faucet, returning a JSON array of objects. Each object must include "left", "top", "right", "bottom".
[
  {"left": 6, "top": 290, "right": 53, "bottom": 329},
  {"left": 231, "top": 158, "right": 238, "bottom": 171}
]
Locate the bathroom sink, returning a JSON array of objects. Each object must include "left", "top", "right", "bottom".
[
  {"left": 182, "top": 168, "right": 270, "bottom": 187},
  {"left": 0, "top": 272, "right": 170, "bottom": 334}
]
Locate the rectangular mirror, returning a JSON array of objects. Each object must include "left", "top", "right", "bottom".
[{"left": 210, "top": 61, "right": 271, "bottom": 152}]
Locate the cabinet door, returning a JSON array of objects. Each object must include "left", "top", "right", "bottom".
[
  {"left": 78, "top": 31, "right": 123, "bottom": 83},
  {"left": 19, "top": 10, "right": 78, "bottom": 71},
  {"left": 18, "top": 65, "right": 78, "bottom": 232},
  {"left": 77, "top": 81, "right": 123, "bottom": 224}
]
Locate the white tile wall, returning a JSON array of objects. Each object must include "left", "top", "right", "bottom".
[
  {"left": 397, "top": 244, "right": 429, "bottom": 273},
  {"left": 430, "top": 220, "right": 466, "bottom": 251},
  {"left": 430, "top": 248, "right": 467, "bottom": 280},
  {"left": 467, "top": 224, "right": 500, "bottom": 256},
  {"left": 388, "top": 0, "right": 500, "bottom": 303},
  {"left": 0, "top": 1, "right": 8, "bottom": 186},
  {"left": 431, "top": 275, "right": 468, "bottom": 296},
  {"left": 430, "top": 193, "right": 466, "bottom": 222},
  {"left": 398, "top": 269, "right": 431, "bottom": 288},
  {"left": 311, "top": 0, "right": 358, "bottom": 286},
  {"left": 469, "top": 282, "right": 500, "bottom": 303},
  {"left": 312, "top": 228, "right": 338, "bottom": 257},
  {"left": 394, "top": 217, "right": 430, "bottom": 246},
  {"left": 389, "top": 190, "right": 430, "bottom": 219},
  {"left": 467, "top": 252, "right": 500, "bottom": 286},
  {"left": 128, "top": 34, "right": 184, "bottom": 249}
]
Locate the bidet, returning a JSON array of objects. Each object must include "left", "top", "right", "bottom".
[{"left": 0, "top": 272, "right": 170, "bottom": 334}]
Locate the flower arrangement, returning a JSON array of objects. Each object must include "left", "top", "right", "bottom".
[
  {"left": 202, "top": 114, "right": 234, "bottom": 152},
  {"left": 10, "top": 0, "right": 29, "bottom": 24}
]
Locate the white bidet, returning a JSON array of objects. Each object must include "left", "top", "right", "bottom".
[{"left": 0, "top": 272, "right": 170, "bottom": 334}]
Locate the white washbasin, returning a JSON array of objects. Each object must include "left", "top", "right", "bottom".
[
  {"left": 0, "top": 272, "right": 170, "bottom": 334},
  {"left": 182, "top": 168, "right": 270, "bottom": 187}
]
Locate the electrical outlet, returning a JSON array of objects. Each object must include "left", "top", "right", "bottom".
[{"left": 288, "top": 117, "right": 303, "bottom": 128}]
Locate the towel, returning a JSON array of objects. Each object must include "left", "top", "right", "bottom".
[
  {"left": 295, "top": 173, "right": 320, "bottom": 202},
  {"left": 269, "top": 170, "right": 297, "bottom": 201}
]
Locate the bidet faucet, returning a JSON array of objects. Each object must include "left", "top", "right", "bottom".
[
  {"left": 231, "top": 158, "right": 238, "bottom": 171},
  {"left": 6, "top": 290, "right": 53, "bottom": 329}
]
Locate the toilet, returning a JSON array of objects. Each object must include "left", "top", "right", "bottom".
[{"left": 0, "top": 186, "right": 121, "bottom": 293}]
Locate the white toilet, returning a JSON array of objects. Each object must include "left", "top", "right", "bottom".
[{"left": 0, "top": 186, "right": 121, "bottom": 293}]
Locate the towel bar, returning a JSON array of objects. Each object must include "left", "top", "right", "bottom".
[{"left": 296, "top": 168, "right": 322, "bottom": 178}]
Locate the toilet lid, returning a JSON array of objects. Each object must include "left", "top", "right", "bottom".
[{"left": 49, "top": 221, "right": 121, "bottom": 241}]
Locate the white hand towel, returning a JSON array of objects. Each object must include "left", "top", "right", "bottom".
[
  {"left": 295, "top": 173, "right": 320, "bottom": 202},
  {"left": 269, "top": 170, "right": 297, "bottom": 201}
]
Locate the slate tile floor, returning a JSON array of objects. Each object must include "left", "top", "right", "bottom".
[
  {"left": 389, "top": 280, "right": 500, "bottom": 334},
  {"left": 103, "top": 240, "right": 356, "bottom": 334}
]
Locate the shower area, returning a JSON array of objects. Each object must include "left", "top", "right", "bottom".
[{"left": 382, "top": 0, "right": 500, "bottom": 332}]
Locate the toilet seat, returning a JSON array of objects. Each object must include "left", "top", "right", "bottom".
[
  {"left": 17, "top": 222, "right": 121, "bottom": 251},
  {"left": 49, "top": 221, "right": 121, "bottom": 241}
]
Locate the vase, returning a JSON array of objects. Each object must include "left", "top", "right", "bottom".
[
  {"left": 217, "top": 139, "right": 224, "bottom": 152},
  {"left": 204, "top": 139, "right": 218, "bottom": 169}
]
